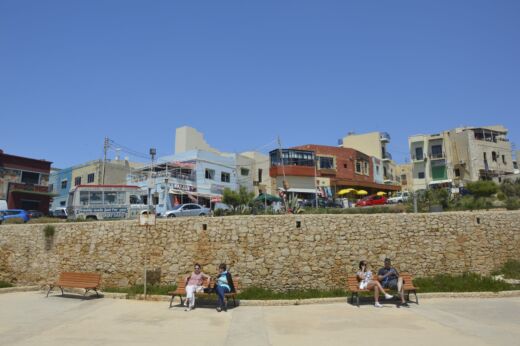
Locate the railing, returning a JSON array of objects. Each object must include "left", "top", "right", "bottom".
[
  {"left": 380, "top": 132, "right": 391, "bottom": 142},
  {"left": 128, "top": 171, "right": 196, "bottom": 183},
  {"left": 429, "top": 152, "right": 445, "bottom": 159},
  {"left": 411, "top": 154, "right": 424, "bottom": 161},
  {"left": 382, "top": 152, "right": 392, "bottom": 160}
]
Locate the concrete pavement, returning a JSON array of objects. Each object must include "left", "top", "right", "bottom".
[{"left": 0, "top": 292, "right": 519, "bottom": 346}]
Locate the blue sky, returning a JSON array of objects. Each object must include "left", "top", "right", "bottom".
[{"left": 1, "top": 0, "right": 519, "bottom": 167}]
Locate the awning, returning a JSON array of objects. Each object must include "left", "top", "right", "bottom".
[
  {"left": 11, "top": 190, "right": 58, "bottom": 197},
  {"left": 337, "top": 188, "right": 357, "bottom": 195},
  {"left": 428, "top": 179, "right": 452, "bottom": 185},
  {"left": 285, "top": 188, "right": 318, "bottom": 194}
]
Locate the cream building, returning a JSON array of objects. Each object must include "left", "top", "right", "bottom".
[
  {"left": 397, "top": 163, "right": 413, "bottom": 192},
  {"left": 409, "top": 125, "right": 514, "bottom": 191},
  {"left": 340, "top": 131, "right": 399, "bottom": 185},
  {"left": 71, "top": 159, "right": 143, "bottom": 187}
]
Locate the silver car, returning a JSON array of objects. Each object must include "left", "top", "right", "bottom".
[{"left": 164, "top": 204, "right": 210, "bottom": 218}]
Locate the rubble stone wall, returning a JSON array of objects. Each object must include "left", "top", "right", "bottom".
[{"left": 1, "top": 211, "right": 519, "bottom": 291}]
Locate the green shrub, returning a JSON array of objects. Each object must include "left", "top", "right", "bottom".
[
  {"left": 413, "top": 272, "right": 516, "bottom": 293},
  {"left": 104, "top": 284, "right": 177, "bottom": 296},
  {"left": 505, "top": 198, "right": 520, "bottom": 210},
  {"left": 493, "top": 260, "right": 520, "bottom": 279},
  {"left": 28, "top": 217, "right": 64, "bottom": 224},
  {"left": 0, "top": 281, "right": 13, "bottom": 288},
  {"left": 466, "top": 181, "right": 498, "bottom": 198},
  {"left": 2, "top": 218, "right": 25, "bottom": 225},
  {"left": 43, "top": 225, "right": 55, "bottom": 237},
  {"left": 237, "top": 287, "right": 347, "bottom": 300}
]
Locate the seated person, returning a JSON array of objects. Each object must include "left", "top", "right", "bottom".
[
  {"left": 357, "top": 260, "right": 393, "bottom": 308},
  {"left": 377, "top": 258, "right": 408, "bottom": 307},
  {"left": 214, "top": 263, "right": 235, "bottom": 312},
  {"left": 184, "top": 263, "right": 210, "bottom": 311}
]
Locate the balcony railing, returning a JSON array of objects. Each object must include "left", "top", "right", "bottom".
[
  {"left": 411, "top": 154, "right": 424, "bottom": 161},
  {"left": 382, "top": 152, "right": 392, "bottom": 160},
  {"left": 128, "top": 171, "right": 196, "bottom": 183},
  {"left": 429, "top": 152, "right": 445, "bottom": 160},
  {"left": 380, "top": 132, "right": 391, "bottom": 142}
]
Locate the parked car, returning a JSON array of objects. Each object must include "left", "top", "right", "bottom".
[
  {"left": 50, "top": 208, "right": 68, "bottom": 219},
  {"left": 299, "top": 199, "right": 343, "bottom": 208},
  {"left": 27, "top": 210, "right": 44, "bottom": 218},
  {"left": 387, "top": 191, "right": 410, "bottom": 204},
  {"left": 0, "top": 209, "right": 31, "bottom": 223},
  {"left": 355, "top": 195, "right": 387, "bottom": 207},
  {"left": 164, "top": 204, "right": 210, "bottom": 218}
]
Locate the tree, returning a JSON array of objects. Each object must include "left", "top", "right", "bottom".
[
  {"left": 466, "top": 181, "right": 498, "bottom": 198},
  {"left": 222, "top": 186, "right": 254, "bottom": 209}
]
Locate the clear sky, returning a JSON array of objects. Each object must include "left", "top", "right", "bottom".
[{"left": 1, "top": 0, "right": 519, "bottom": 167}]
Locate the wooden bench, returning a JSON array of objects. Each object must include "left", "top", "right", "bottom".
[
  {"left": 47, "top": 272, "right": 101, "bottom": 298},
  {"left": 168, "top": 276, "right": 240, "bottom": 308},
  {"left": 346, "top": 273, "right": 419, "bottom": 307}
]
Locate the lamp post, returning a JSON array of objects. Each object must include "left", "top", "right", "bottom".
[{"left": 144, "top": 148, "right": 156, "bottom": 299}]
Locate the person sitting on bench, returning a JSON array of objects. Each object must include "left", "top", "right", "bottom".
[
  {"left": 357, "top": 260, "right": 393, "bottom": 308},
  {"left": 184, "top": 263, "right": 210, "bottom": 311},
  {"left": 377, "top": 258, "right": 408, "bottom": 307},
  {"left": 214, "top": 263, "right": 235, "bottom": 312}
]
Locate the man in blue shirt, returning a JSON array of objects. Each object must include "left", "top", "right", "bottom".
[{"left": 378, "top": 258, "right": 408, "bottom": 307}]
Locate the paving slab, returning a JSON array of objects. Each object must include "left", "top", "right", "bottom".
[{"left": 0, "top": 292, "right": 518, "bottom": 346}]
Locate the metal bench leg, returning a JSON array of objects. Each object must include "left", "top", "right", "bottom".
[
  {"left": 414, "top": 291, "right": 419, "bottom": 304},
  {"left": 60, "top": 287, "right": 64, "bottom": 296},
  {"left": 169, "top": 295, "right": 174, "bottom": 308},
  {"left": 233, "top": 296, "right": 237, "bottom": 307},
  {"left": 84, "top": 289, "right": 90, "bottom": 297},
  {"left": 356, "top": 293, "right": 360, "bottom": 307},
  {"left": 46, "top": 285, "right": 54, "bottom": 298},
  {"left": 94, "top": 289, "right": 99, "bottom": 297}
]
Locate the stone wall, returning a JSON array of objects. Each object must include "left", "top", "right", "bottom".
[{"left": 1, "top": 211, "right": 519, "bottom": 291}]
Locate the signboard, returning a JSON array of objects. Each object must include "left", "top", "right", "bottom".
[
  {"left": 139, "top": 211, "right": 156, "bottom": 226},
  {"left": 77, "top": 207, "right": 128, "bottom": 219}
]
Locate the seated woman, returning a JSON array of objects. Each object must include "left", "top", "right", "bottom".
[
  {"left": 184, "top": 263, "right": 210, "bottom": 311},
  {"left": 357, "top": 260, "right": 393, "bottom": 308},
  {"left": 214, "top": 263, "right": 235, "bottom": 312}
]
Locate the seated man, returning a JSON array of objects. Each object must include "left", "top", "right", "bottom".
[{"left": 377, "top": 258, "right": 408, "bottom": 307}]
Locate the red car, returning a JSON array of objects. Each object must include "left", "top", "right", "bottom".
[{"left": 355, "top": 194, "right": 387, "bottom": 207}]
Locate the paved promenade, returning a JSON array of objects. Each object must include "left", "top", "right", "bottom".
[{"left": 0, "top": 292, "right": 519, "bottom": 346}]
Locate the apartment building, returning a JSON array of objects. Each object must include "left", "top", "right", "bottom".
[
  {"left": 49, "top": 159, "right": 143, "bottom": 211},
  {"left": 339, "top": 131, "right": 399, "bottom": 185},
  {"left": 409, "top": 125, "right": 515, "bottom": 191},
  {"left": 269, "top": 145, "right": 399, "bottom": 199},
  {"left": 0, "top": 149, "right": 53, "bottom": 213}
]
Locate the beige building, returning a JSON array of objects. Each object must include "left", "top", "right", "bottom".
[
  {"left": 409, "top": 125, "right": 514, "bottom": 191},
  {"left": 71, "top": 159, "right": 143, "bottom": 187},
  {"left": 340, "top": 131, "right": 399, "bottom": 185},
  {"left": 397, "top": 163, "right": 413, "bottom": 192}
]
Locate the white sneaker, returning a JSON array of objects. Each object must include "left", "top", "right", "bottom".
[
  {"left": 384, "top": 293, "right": 393, "bottom": 300},
  {"left": 375, "top": 302, "right": 383, "bottom": 308}
]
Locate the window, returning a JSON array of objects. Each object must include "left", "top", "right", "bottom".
[
  {"left": 343, "top": 163, "right": 347, "bottom": 168},
  {"left": 21, "top": 171, "right": 40, "bottom": 185},
  {"left": 221, "top": 172, "right": 230, "bottom": 183},
  {"left": 376, "top": 166, "right": 380, "bottom": 174},
  {"left": 454, "top": 168, "right": 461, "bottom": 177},
  {"left": 492, "top": 151, "right": 497, "bottom": 162},
  {"left": 431, "top": 145, "right": 443, "bottom": 158},
  {"left": 415, "top": 147, "right": 423, "bottom": 160},
  {"left": 89, "top": 191, "right": 103, "bottom": 204},
  {"left": 258, "top": 169, "right": 263, "bottom": 183},
  {"left": 61, "top": 180, "right": 68, "bottom": 189},
  {"left": 87, "top": 173, "right": 95, "bottom": 183},
  {"left": 363, "top": 161, "right": 369, "bottom": 175},
  {"left": 502, "top": 155, "right": 506, "bottom": 164},
  {"left": 205, "top": 169, "right": 215, "bottom": 180},
  {"left": 80, "top": 191, "right": 89, "bottom": 205},
  {"left": 355, "top": 161, "right": 362, "bottom": 174},
  {"left": 400, "top": 174, "right": 407, "bottom": 183},
  {"left": 74, "top": 177, "right": 82, "bottom": 186},
  {"left": 48, "top": 184, "right": 54, "bottom": 192},
  {"left": 318, "top": 157, "right": 334, "bottom": 169},
  {"left": 240, "top": 168, "right": 250, "bottom": 176},
  {"left": 130, "top": 195, "right": 141, "bottom": 205},
  {"left": 483, "top": 152, "right": 487, "bottom": 162},
  {"left": 104, "top": 191, "right": 124, "bottom": 205},
  {"left": 418, "top": 172, "right": 425, "bottom": 179},
  {"left": 60, "top": 201, "right": 66, "bottom": 206}
]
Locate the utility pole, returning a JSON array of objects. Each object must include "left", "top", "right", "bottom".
[
  {"left": 148, "top": 148, "right": 156, "bottom": 208},
  {"left": 102, "top": 137, "right": 109, "bottom": 184},
  {"left": 277, "top": 136, "right": 288, "bottom": 212},
  {"left": 314, "top": 155, "right": 319, "bottom": 208}
]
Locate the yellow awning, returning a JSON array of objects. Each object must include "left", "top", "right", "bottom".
[
  {"left": 356, "top": 190, "right": 368, "bottom": 195},
  {"left": 376, "top": 191, "right": 387, "bottom": 196}
]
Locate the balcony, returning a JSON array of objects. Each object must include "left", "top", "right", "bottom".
[
  {"left": 380, "top": 132, "right": 391, "bottom": 142},
  {"left": 128, "top": 170, "right": 196, "bottom": 184},
  {"left": 411, "top": 154, "right": 425, "bottom": 162},
  {"left": 429, "top": 152, "right": 445, "bottom": 160},
  {"left": 382, "top": 152, "right": 392, "bottom": 161}
]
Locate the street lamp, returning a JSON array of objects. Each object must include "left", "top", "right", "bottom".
[{"left": 148, "top": 148, "right": 156, "bottom": 209}]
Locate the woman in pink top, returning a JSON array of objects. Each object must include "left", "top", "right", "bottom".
[{"left": 184, "top": 263, "right": 210, "bottom": 311}]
